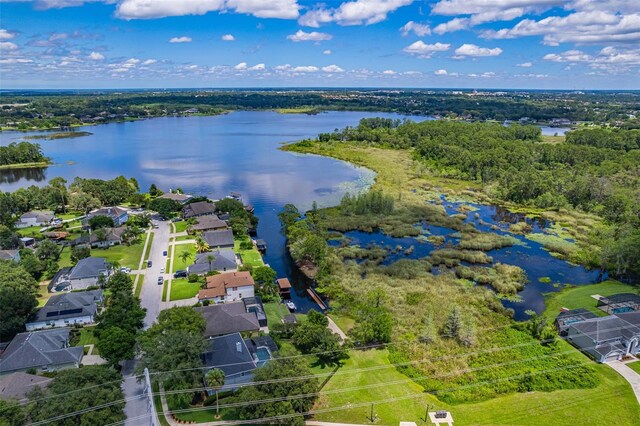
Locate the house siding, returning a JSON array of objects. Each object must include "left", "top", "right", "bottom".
[{"left": 26, "top": 315, "right": 95, "bottom": 331}]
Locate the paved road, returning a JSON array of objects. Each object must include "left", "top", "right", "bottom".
[
  {"left": 139, "top": 219, "right": 171, "bottom": 329},
  {"left": 608, "top": 360, "right": 640, "bottom": 404},
  {"left": 121, "top": 361, "right": 151, "bottom": 426}
]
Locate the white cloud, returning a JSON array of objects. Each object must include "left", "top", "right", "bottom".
[
  {"left": 403, "top": 41, "right": 451, "bottom": 58},
  {"left": 88, "top": 51, "right": 104, "bottom": 60},
  {"left": 142, "top": 59, "right": 157, "bottom": 65},
  {"left": 169, "top": 36, "right": 192, "bottom": 43},
  {"left": 517, "top": 61, "right": 533, "bottom": 67},
  {"left": 292, "top": 65, "right": 319, "bottom": 72},
  {"left": 234, "top": 62, "right": 248, "bottom": 70},
  {"left": 299, "top": 0, "right": 413, "bottom": 27},
  {"left": 0, "top": 41, "right": 18, "bottom": 51},
  {"left": 0, "top": 58, "right": 32, "bottom": 64},
  {"left": 248, "top": 63, "right": 265, "bottom": 70},
  {"left": 433, "top": 18, "right": 469, "bottom": 34},
  {"left": 322, "top": 64, "right": 344, "bottom": 72},
  {"left": 323, "top": 49, "right": 332, "bottom": 55},
  {"left": 383, "top": 69, "right": 396, "bottom": 74},
  {"left": 400, "top": 21, "right": 431, "bottom": 36},
  {"left": 434, "top": 69, "right": 448, "bottom": 75},
  {"left": 542, "top": 46, "right": 640, "bottom": 73},
  {"left": 221, "top": 34, "right": 235, "bottom": 41},
  {"left": 286, "top": 30, "right": 332, "bottom": 42},
  {"left": 0, "top": 29, "right": 16, "bottom": 40},
  {"left": 454, "top": 43, "right": 503, "bottom": 57},
  {"left": 116, "top": 0, "right": 300, "bottom": 20},
  {"left": 274, "top": 64, "right": 291, "bottom": 71}
]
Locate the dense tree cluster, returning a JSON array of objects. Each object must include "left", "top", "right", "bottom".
[
  {"left": 292, "top": 310, "right": 347, "bottom": 365},
  {"left": 0, "top": 141, "right": 49, "bottom": 166},
  {"left": 214, "top": 197, "right": 259, "bottom": 235},
  {"left": 340, "top": 190, "right": 394, "bottom": 215},
  {"left": 0, "top": 260, "right": 39, "bottom": 340}
]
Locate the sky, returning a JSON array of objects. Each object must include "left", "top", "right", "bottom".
[{"left": 0, "top": 0, "right": 639, "bottom": 90}]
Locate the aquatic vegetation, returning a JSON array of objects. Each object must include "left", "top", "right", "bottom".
[
  {"left": 457, "top": 231, "right": 518, "bottom": 251},
  {"left": 526, "top": 232, "right": 577, "bottom": 258},
  {"left": 538, "top": 276, "right": 552, "bottom": 283},
  {"left": 429, "top": 249, "right": 493, "bottom": 265},
  {"left": 336, "top": 244, "right": 387, "bottom": 263},
  {"left": 455, "top": 263, "right": 528, "bottom": 295},
  {"left": 378, "top": 259, "right": 432, "bottom": 279},
  {"left": 509, "top": 221, "right": 533, "bottom": 234}
]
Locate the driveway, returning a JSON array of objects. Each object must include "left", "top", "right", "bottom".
[
  {"left": 608, "top": 360, "right": 640, "bottom": 404},
  {"left": 139, "top": 219, "right": 171, "bottom": 328}
]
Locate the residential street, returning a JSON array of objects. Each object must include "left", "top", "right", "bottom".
[
  {"left": 121, "top": 361, "right": 150, "bottom": 426},
  {"left": 139, "top": 219, "right": 171, "bottom": 329}
]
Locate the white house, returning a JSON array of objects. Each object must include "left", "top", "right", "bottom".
[
  {"left": 26, "top": 290, "right": 103, "bottom": 331},
  {"left": 15, "top": 211, "right": 54, "bottom": 229},
  {"left": 198, "top": 271, "right": 255, "bottom": 303},
  {"left": 51, "top": 257, "right": 110, "bottom": 292}
]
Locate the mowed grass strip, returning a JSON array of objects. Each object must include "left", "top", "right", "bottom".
[{"left": 170, "top": 278, "right": 200, "bottom": 301}]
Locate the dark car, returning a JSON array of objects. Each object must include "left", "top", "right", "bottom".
[
  {"left": 147, "top": 260, "right": 152, "bottom": 268},
  {"left": 163, "top": 250, "right": 168, "bottom": 256},
  {"left": 173, "top": 270, "right": 187, "bottom": 279},
  {"left": 157, "top": 276, "right": 163, "bottom": 285}
]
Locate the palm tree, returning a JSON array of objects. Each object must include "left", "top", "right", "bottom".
[
  {"left": 205, "top": 368, "right": 225, "bottom": 417},
  {"left": 179, "top": 251, "right": 192, "bottom": 268},
  {"left": 206, "top": 254, "right": 216, "bottom": 272},
  {"left": 194, "top": 236, "right": 210, "bottom": 253}
]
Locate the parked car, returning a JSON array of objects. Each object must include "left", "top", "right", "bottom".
[
  {"left": 157, "top": 276, "right": 163, "bottom": 285},
  {"left": 120, "top": 267, "right": 131, "bottom": 273},
  {"left": 163, "top": 250, "right": 168, "bottom": 256},
  {"left": 160, "top": 267, "right": 164, "bottom": 273},
  {"left": 154, "top": 224, "right": 159, "bottom": 229},
  {"left": 147, "top": 260, "right": 152, "bottom": 268},
  {"left": 174, "top": 270, "right": 187, "bottom": 278}
]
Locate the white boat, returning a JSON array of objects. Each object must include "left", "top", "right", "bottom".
[{"left": 285, "top": 301, "right": 297, "bottom": 312}]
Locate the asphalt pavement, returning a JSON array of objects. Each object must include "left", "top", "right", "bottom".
[{"left": 139, "top": 218, "right": 171, "bottom": 329}]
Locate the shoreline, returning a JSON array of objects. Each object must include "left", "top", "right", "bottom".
[{"left": 0, "top": 161, "right": 51, "bottom": 170}]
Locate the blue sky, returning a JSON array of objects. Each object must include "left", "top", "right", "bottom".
[{"left": 1, "top": 0, "right": 639, "bottom": 89}]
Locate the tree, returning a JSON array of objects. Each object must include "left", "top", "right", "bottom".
[
  {"left": 96, "top": 272, "right": 145, "bottom": 336},
  {"left": 69, "top": 191, "right": 101, "bottom": 215},
  {"left": 35, "top": 239, "right": 60, "bottom": 261},
  {"left": 441, "top": 305, "right": 462, "bottom": 339},
  {"left": 96, "top": 326, "right": 137, "bottom": 366},
  {"left": 205, "top": 368, "right": 225, "bottom": 417},
  {"left": 89, "top": 215, "right": 114, "bottom": 230},
  {"left": 278, "top": 204, "right": 300, "bottom": 231},
  {"left": 0, "top": 261, "right": 38, "bottom": 341},
  {"left": 149, "top": 198, "right": 180, "bottom": 218},
  {"left": 0, "top": 225, "right": 20, "bottom": 249},
  {"left": 195, "top": 236, "right": 210, "bottom": 253},
  {"left": 148, "top": 183, "right": 162, "bottom": 197},
  {"left": 28, "top": 366, "right": 125, "bottom": 426},
  {"left": 179, "top": 250, "right": 192, "bottom": 267},
  {"left": 18, "top": 250, "right": 46, "bottom": 279},
  {"left": 251, "top": 266, "right": 278, "bottom": 300},
  {"left": 0, "top": 399, "right": 27, "bottom": 426},
  {"left": 206, "top": 253, "right": 216, "bottom": 272},
  {"left": 71, "top": 245, "right": 91, "bottom": 263},
  {"left": 49, "top": 177, "right": 68, "bottom": 213}
]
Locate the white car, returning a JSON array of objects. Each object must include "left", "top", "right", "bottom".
[{"left": 160, "top": 267, "right": 165, "bottom": 273}]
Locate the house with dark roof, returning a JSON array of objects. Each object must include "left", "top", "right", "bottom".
[
  {"left": 15, "top": 211, "right": 54, "bottom": 229},
  {"left": 0, "top": 328, "right": 84, "bottom": 375},
  {"left": 197, "top": 270, "right": 254, "bottom": 303},
  {"left": 72, "top": 227, "right": 127, "bottom": 249},
  {"left": 597, "top": 293, "right": 640, "bottom": 315},
  {"left": 86, "top": 206, "right": 129, "bottom": 227},
  {"left": 202, "top": 229, "right": 235, "bottom": 249},
  {"left": 182, "top": 201, "right": 216, "bottom": 219},
  {"left": 50, "top": 257, "right": 110, "bottom": 292},
  {"left": 188, "top": 249, "right": 238, "bottom": 276},
  {"left": 555, "top": 308, "right": 598, "bottom": 336},
  {"left": 567, "top": 314, "right": 640, "bottom": 362},
  {"left": 243, "top": 297, "right": 267, "bottom": 327},
  {"left": 0, "top": 249, "right": 20, "bottom": 263},
  {"left": 201, "top": 332, "right": 276, "bottom": 391},
  {"left": 188, "top": 215, "right": 228, "bottom": 233},
  {"left": 0, "top": 372, "right": 52, "bottom": 401},
  {"left": 26, "top": 290, "right": 103, "bottom": 331},
  {"left": 195, "top": 302, "right": 260, "bottom": 338},
  {"left": 158, "top": 192, "right": 193, "bottom": 204}
]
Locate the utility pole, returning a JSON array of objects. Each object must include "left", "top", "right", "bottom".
[{"left": 143, "top": 368, "right": 159, "bottom": 426}]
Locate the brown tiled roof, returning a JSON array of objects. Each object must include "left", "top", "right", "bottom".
[
  {"left": 199, "top": 287, "right": 225, "bottom": 300},
  {"left": 276, "top": 278, "right": 291, "bottom": 289},
  {"left": 206, "top": 271, "right": 254, "bottom": 290}
]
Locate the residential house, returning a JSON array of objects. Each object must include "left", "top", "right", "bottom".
[
  {"left": 182, "top": 201, "right": 216, "bottom": 219},
  {"left": 0, "top": 328, "right": 84, "bottom": 375},
  {"left": 0, "top": 249, "right": 20, "bottom": 263},
  {"left": 555, "top": 308, "right": 598, "bottom": 336},
  {"left": 20, "top": 237, "right": 36, "bottom": 247},
  {"left": 566, "top": 313, "right": 640, "bottom": 362},
  {"left": 596, "top": 293, "right": 640, "bottom": 315},
  {"left": 86, "top": 206, "right": 129, "bottom": 227},
  {"left": 243, "top": 296, "right": 267, "bottom": 327},
  {"left": 188, "top": 215, "right": 228, "bottom": 233},
  {"left": 202, "top": 229, "right": 234, "bottom": 249},
  {"left": 188, "top": 249, "right": 238, "bottom": 276},
  {"left": 0, "top": 372, "right": 52, "bottom": 401},
  {"left": 195, "top": 302, "right": 260, "bottom": 338},
  {"left": 49, "top": 257, "right": 110, "bottom": 292},
  {"left": 26, "top": 290, "right": 103, "bottom": 331},
  {"left": 201, "top": 333, "right": 276, "bottom": 391},
  {"left": 197, "top": 270, "right": 254, "bottom": 303},
  {"left": 15, "top": 211, "right": 54, "bottom": 229},
  {"left": 158, "top": 192, "right": 193, "bottom": 204},
  {"left": 72, "top": 227, "right": 127, "bottom": 248},
  {"left": 276, "top": 278, "right": 292, "bottom": 297}
]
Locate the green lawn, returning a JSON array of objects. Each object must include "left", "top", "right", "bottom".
[
  {"left": 71, "top": 327, "right": 100, "bottom": 355},
  {"left": 313, "top": 348, "right": 640, "bottom": 426},
  {"left": 175, "top": 235, "right": 194, "bottom": 242},
  {"left": 170, "top": 278, "right": 200, "bottom": 301},
  {"left": 58, "top": 247, "right": 73, "bottom": 267},
  {"left": 329, "top": 312, "right": 356, "bottom": 334},
  {"left": 627, "top": 361, "right": 640, "bottom": 375},
  {"left": 58, "top": 211, "right": 84, "bottom": 220},
  {"left": 92, "top": 242, "right": 146, "bottom": 269},
  {"left": 142, "top": 231, "right": 154, "bottom": 269},
  {"left": 172, "top": 243, "right": 197, "bottom": 271},
  {"left": 264, "top": 302, "right": 289, "bottom": 325},
  {"left": 17, "top": 225, "right": 44, "bottom": 237},
  {"left": 174, "top": 221, "right": 189, "bottom": 233},
  {"left": 134, "top": 273, "right": 144, "bottom": 298},
  {"left": 543, "top": 280, "right": 639, "bottom": 322},
  {"left": 234, "top": 236, "right": 264, "bottom": 268},
  {"left": 37, "top": 283, "right": 51, "bottom": 307}
]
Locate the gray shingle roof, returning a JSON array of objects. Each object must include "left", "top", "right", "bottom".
[
  {"left": 195, "top": 302, "right": 260, "bottom": 338},
  {"left": 69, "top": 257, "right": 108, "bottom": 280},
  {"left": 182, "top": 201, "right": 216, "bottom": 218},
  {"left": 0, "top": 250, "right": 19, "bottom": 261},
  {"left": 571, "top": 315, "right": 640, "bottom": 343},
  {"left": 202, "top": 333, "right": 256, "bottom": 378},
  {"left": 29, "top": 290, "right": 103, "bottom": 323},
  {"left": 189, "top": 249, "right": 237, "bottom": 275},
  {"left": 0, "top": 372, "right": 52, "bottom": 401},
  {"left": 0, "top": 328, "right": 83, "bottom": 373},
  {"left": 202, "top": 229, "right": 234, "bottom": 248},
  {"left": 190, "top": 215, "right": 228, "bottom": 232}
]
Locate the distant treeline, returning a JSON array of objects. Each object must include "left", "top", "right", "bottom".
[{"left": 0, "top": 141, "right": 49, "bottom": 166}]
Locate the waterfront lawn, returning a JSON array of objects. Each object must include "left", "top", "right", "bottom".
[
  {"left": 264, "top": 302, "right": 289, "bottom": 325},
  {"left": 235, "top": 235, "right": 264, "bottom": 268},
  {"left": 92, "top": 242, "right": 145, "bottom": 269},
  {"left": 542, "top": 280, "right": 638, "bottom": 322},
  {"left": 313, "top": 348, "right": 640, "bottom": 426},
  {"left": 170, "top": 278, "right": 199, "bottom": 301}
]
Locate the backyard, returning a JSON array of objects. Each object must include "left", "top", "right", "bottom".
[
  {"left": 58, "top": 240, "right": 145, "bottom": 270},
  {"left": 234, "top": 235, "right": 264, "bottom": 268}
]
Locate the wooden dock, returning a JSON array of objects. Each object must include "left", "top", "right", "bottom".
[{"left": 307, "top": 287, "right": 327, "bottom": 310}]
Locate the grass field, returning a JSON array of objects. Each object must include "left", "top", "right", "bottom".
[
  {"left": 169, "top": 278, "right": 200, "bottom": 301},
  {"left": 175, "top": 235, "right": 194, "bottom": 242},
  {"left": 134, "top": 273, "right": 144, "bottom": 298},
  {"left": 328, "top": 312, "right": 356, "bottom": 334},
  {"left": 312, "top": 347, "right": 640, "bottom": 425},
  {"left": 174, "top": 221, "right": 189, "bottom": 233},
  {"left": 37, "top": 283, "right": 51, "bottom": 307},
  {"left": 172, "top": 243, "right": 196, "bottom": 271},
  {"left": 234, "top": 236, "right": 264, "bottom": 268},
  {"left": 542, "top": 280, "right": 638, "bottom": 322},
  {"left": 627, "top": 361, "right": 640, "bottom": 374},
  {"left": 71, "top": 327, "right": 100, "bottom": 355},
  {"left": 142, "top": 231, "right": 154, "bottom": 268},
  {"left": 91, "top": 241, "right": 146, "bottom": 269},
  {"left": 264, "top": 302, "right": 289, "bottom": 325}
]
